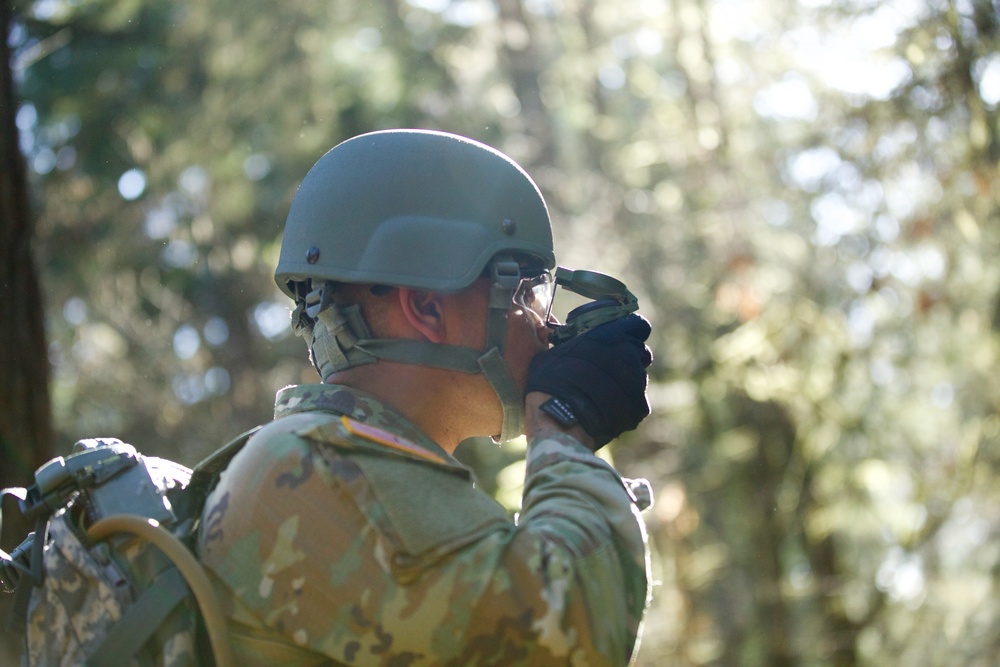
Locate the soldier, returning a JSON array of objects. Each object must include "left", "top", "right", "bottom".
[{"left": 198, "top": 129, "right": 654, "bottom": 666}]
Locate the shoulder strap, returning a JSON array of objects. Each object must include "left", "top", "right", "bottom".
[
  {"left": 169, "top": 426, "right": 263, "bottom": 528},
  {"left": 193, "top": 425, "right": 264, "bottom": 477},
  {"left": 86, "top": 566, "right": 189, "bottom": 667},
  {"left": 84, "top": 514, "right": 236, "bottom": 667}
]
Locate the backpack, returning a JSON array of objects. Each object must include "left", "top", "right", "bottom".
[{"left": 1, "top": 429, "right": 257, "bottom": 667}]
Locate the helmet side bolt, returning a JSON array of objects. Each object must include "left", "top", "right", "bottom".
[
  {"left": 306, "top": 246, "right": 321, "bottom": 264},
  {"left": 502, "top": 218, "right": 516, "bottom": 236}
]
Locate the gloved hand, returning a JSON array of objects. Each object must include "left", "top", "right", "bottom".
[{"left": 525, "top": 314, "right": 653, "bottom": 449}]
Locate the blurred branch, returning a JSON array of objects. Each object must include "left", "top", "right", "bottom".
[{"left": 11, "top": 26, "right": 70, "bottom": 71}]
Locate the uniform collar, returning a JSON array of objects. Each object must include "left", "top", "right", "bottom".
[{"left": 273, "top": 383, "right": 454, "bottom": 464}]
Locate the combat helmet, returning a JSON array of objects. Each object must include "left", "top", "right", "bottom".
[{"left": 275, "top": 129, "right": 556, "bottom": 441}]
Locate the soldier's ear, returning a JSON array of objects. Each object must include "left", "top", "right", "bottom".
[{"left": 397, "top": 288, "right": 448, "bottom": 343}]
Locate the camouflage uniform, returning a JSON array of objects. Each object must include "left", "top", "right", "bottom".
[{"left": 198, "top": 383, "right": 652, "bottom": 666}]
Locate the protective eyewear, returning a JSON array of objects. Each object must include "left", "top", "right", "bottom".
[
  {"left": 512, "top": 267, "right": 639, "bottom": 345},
  {"left": 512, "top": 270, "right": 555, "bottom": 325}
]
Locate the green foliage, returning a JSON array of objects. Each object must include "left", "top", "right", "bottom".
[{"left": 7, "top": 0, "right": 1000, "bottom": 664}]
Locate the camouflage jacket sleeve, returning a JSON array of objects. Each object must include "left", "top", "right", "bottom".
[
  {"left": 199, "top": 412, "right": 651, "bottom": 667},
  {"left": 514, "top": 431, "right": 652, "bottom": 664}
]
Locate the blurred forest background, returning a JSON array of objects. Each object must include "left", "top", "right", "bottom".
[{"left": 2, "top": 0, "right": 1000, "bottom": 664}]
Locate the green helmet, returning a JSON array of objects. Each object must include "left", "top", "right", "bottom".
[
  {"left": 275, "top": 129, "right": 556, "bottom": 442},
  {"left": 275, "top": 129, "right": 555, "bottom": 296}
]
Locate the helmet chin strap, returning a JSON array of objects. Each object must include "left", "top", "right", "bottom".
[
  {"left": 293, "top": 256, "right": 527, "bottom": 442},
  {"left": 477, "top": 256, "right": 525, "bottom": 442},
  {"left": 476, "top": 348, "right": 524, "bottom": 443}
]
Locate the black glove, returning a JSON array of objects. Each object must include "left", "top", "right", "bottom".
[{"left": 525, "top": 313, "right": 653, "bottom": 449}]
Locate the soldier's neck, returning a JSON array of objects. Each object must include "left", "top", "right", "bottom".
[{"left": 326, "top": 361, "right": 500, "bottom": 454}]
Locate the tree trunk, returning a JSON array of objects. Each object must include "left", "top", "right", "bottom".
[{"left": 1, "top": 0, "right": 55, "bottom": 659}]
